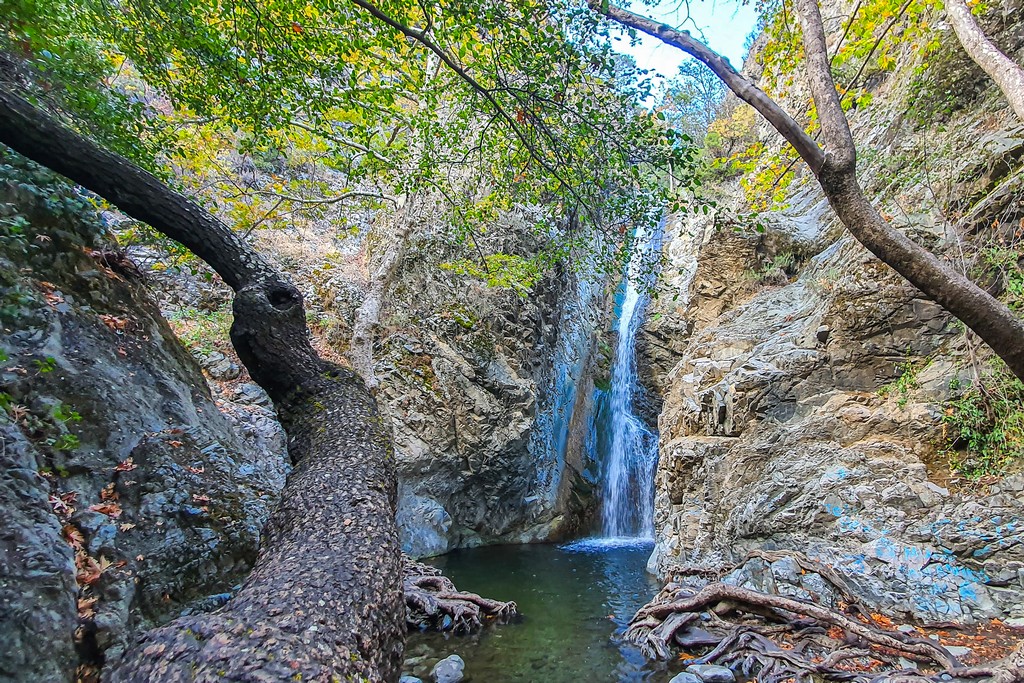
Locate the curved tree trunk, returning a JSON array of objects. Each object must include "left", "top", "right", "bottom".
[
  {"left": 0, "top": 85, "right": 405, "bottom": 682},
  {"left": 945, "top": 0, "right": 1024, "bottom": 122},
  {"left": 591, "top": 1, "right": 1024, "bottom": 380}
]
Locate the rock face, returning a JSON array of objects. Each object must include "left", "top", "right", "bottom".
[
  {"left": 430, "top": 654, "right": 465, "bottom": 683},
  {"left": 0, "top": 156, "right": 287, "bottom": 679},
  {"left": 649, "top": 223, "right": 1024, "bottom": 620},
  {"left": 643, "top": 5, "right": 1024, "bottom": 623},
  {"left": 367, "top": 223, "right": 605, "bottom": 554}
]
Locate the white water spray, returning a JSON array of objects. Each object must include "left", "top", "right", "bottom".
[{"left": 600, "top": 220, "right": 663, "bottom": 540}]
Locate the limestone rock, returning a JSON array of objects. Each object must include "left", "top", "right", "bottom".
[
  {"left": 670, "top": 673, "right": 704, "bottom": 683},
  {"left": 430, "top": 654, "right": 465, "bottom": 683},
  {"left": 685, "top": 664, "right": 737, "bottom": 683},
  {"left": 0, "top": 165, "right": 287, "bottom": 679},
  {"left": 643, "top": 49, "right": 1024, "bottom": 622}
]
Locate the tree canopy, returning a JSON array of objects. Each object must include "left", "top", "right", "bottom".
[{"left": 2, "top": 0, "right": 698, "bottom": 279}]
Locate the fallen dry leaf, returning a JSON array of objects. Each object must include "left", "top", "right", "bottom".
[
  {"left": 114, "top": 457, "right": 137, "bottom": 472},
  {"left": 88, "top": 502, "right": 123, "bottom": 518},
  {"left": 63, "top": 525, "right": 85, "bottom": 550}
]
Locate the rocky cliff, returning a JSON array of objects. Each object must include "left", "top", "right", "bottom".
[
  {"left": 320, "top": 212, "right": 605, "bottom": 556},
  {"left": 642, "top": 3, "right": 1024, "bottom": 624},
  {"left": 0, "top": 154, "right": 288, "bottom": 681},
  {"left": 129, "top": 188, "right": 606, "bottom": 558}
]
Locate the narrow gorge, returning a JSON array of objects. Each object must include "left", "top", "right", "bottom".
[{"left": 2, "top": 0, "right": 1024, "bottom": 680}]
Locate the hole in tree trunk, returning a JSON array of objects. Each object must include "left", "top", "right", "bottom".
[{"left": 268, "top": 285, "right": 298, "bottom": 310}]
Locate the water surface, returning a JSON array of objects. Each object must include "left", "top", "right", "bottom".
[{"left": 406, "top": 539, "right": 681, "bottom": 683}]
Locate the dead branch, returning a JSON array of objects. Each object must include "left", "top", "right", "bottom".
[{"left": 633, "top": 583, "right": 959, "bottom": 668}]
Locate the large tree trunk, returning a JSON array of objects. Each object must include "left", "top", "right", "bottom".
[
  {"left": 591, "top": 2, "right": 1024, "bottom": 380},
  {"left": 0, "top": 85, "right": 405, "bottom": 682},
  {"left": 945, "top": 0, "right": 1024, "bottom": 122}
]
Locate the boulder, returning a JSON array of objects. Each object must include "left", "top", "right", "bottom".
[
  {"left": 685, "top": 664, "right": 736, "bottom": 683},
  {"left": 430, "top": 654, "right": 465, "bottom": 683}
]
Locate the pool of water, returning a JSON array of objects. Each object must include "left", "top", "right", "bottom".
[{"left": 405, "top": 538, "right": 683, "bottom": 683}]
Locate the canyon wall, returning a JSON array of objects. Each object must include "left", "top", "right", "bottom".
[{"left": 642, "top": 3, "right": 1024, "bottom": 623}]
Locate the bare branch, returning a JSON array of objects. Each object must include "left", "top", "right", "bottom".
[
  {"left": 254, "top": 189, "right": 398, "bottom": 208},
  {"left": 793, "top": 0, "right": 856, "bottom": 171},
  {"left": 945, "top": 0, "right": 1024, "bottom": 121},
  {"left": 592, "top": 2, "right": 826, "bottom": 172}
]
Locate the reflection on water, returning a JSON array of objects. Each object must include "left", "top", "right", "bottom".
[{"left": 405, "top": 540, "right": 681, "bottom": 683}]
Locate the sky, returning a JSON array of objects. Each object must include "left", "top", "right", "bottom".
[{"left": 609, "top": 0, "right": 760, "bottom": 86}]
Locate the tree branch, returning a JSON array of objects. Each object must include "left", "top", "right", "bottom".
[
  {"left": 590, "top": 1, "right": 826, "bottom": 172},
  {"left": 0, "top": 86, "right": 275, "bottom": 291},
  {"left": 349, "top": 0, "right": 599, "bottom": 222},
  {"left": 793, "top": 0, "right": 856, "bottom": 171},
  {"left": 945, "top": 0, "right": 1024, "bottom": 122}
]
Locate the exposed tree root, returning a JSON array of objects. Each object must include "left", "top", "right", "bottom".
[
  {"left": 664, "top": 549, "right": 869, "bottom": 613},
  {"left": 626, "top": 582, "right": 1024, "bottom": 683},
  {"left": 404, "top": 559, "right": 518, "bottom": 634}
]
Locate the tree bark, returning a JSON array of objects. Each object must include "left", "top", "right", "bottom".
[
  {"left": 945, "top": 0, "right": 1024, "bottom": 122},
  {"left": 0, "top": 85, "right": 406, "bottom": 682},
  {"left": 591, "top": 1, "right": 1024, "bottom": 380},
  {"left": 793, "top": 0, "right": 1024, "bottom": 377}
]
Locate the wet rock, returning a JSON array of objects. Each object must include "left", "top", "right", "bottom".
[
  {"left": 397, "top": 489, "right": 451, "bottom": 558},
  {"left": 674, "top": 626, "right": 722, "bottom": 648},
  {"left": 670, "top": 673, "right": 703, "bottom": 683},
  {"left": 685, "top": 664, "right": 736, "bottom": 683},
  {"left": 430, "top": 654, "right": 465, "bottom": 683},
  {"left": 370, "top": 223, "right": 606, "bottom": 555}
]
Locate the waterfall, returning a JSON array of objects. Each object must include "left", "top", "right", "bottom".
[{"left": 599, "top": 220, "right": 663, "bottom": 540}]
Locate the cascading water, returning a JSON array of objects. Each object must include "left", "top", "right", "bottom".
[
  {"left": 408, "top": 221, "right": 672, "bottom": 682},
  {"left": 600, "top": 220, "right": 663, "bottom": 540}
]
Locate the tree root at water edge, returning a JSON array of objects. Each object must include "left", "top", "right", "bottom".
[
  {"left": 404, "top": 559, "right": 519, "bottom": 634},
  {"left": 627, "top": 582, "right": 1024, "bottom": 683}
]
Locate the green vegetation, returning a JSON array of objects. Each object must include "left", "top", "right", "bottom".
[
  {"left": 979, "top": 246, "right": 1024, "bottom": 312},
  {"left": 440, "top": 253, "right": 542, "bottom": 297},
  {"left": 51, "top": 402, "right": 82, "bottom": 424},
  {"left": 746, "top": 251, "right": 797, "bottom": 287},
  {"left": 166, "top": 307, "right": 234, "bottom": 354},
  {"left": 702, "top": 0, "right": 948, "bottom": 213},
  {"left": 943, "top": 362, "right": 1024, "bottom": 480},
  {"left": 878, "top": 358, "right": 927, "bottom": 409},
  {"left": 3, "top": 0, "right": 698, "bottom": 287},
  {"left": 443, "top": 302, "right": 479, "bottom": 330},
  {"left": 50, "top": 433, "right": 81, "bottom": 452},
  {"left": 33, "top": 356, "right": 58, "bottom": 373}
]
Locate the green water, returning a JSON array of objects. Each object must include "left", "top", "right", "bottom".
[{"left": 405, "top": 539, "right": 683, "bottom": 683}]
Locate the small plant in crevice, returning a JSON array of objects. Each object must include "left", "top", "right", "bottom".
[
  {"left": 942, "top": 361, "right": 1024, "bottom": 480},
  {"left": 33, "top": 355, "right": 58, "bottom": 373},
  {"left": 977, "top": 245, "right": 1024, "bottom": 312},
  {"left": 745, "top": 251, "right": 797, "bottom": 290},
  {"left": 878, "top": 357, "right": 928, "bottom": 409}
]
